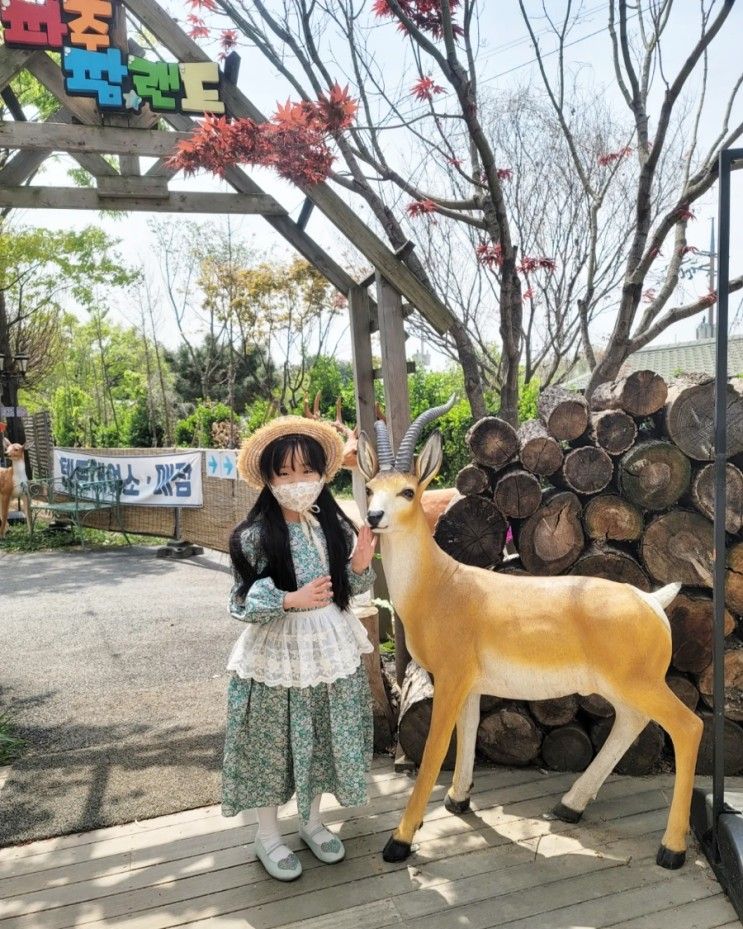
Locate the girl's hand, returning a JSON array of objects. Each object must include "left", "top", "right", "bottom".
[
  {"left": 351, "top": 524, "right": 377, "bottom": 574},
  {"left": 284, "top": 575, "right": 333, "bottom": 610}
]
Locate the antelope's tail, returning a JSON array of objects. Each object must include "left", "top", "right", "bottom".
[{"left": 652, "top": 582, "right": 682, "bottom": 610}]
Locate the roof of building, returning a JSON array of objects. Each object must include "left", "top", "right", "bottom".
[{"left": 565, "top": 333, "right": 743, "bottom": 390}]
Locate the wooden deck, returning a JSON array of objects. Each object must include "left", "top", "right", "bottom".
[{"left": 1, "top": 759, "right": 741, "bottom": 929}]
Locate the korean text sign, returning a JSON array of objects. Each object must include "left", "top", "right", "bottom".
[
  {"left": 1, "top": 0, "right": 225, "bottom": 115},
  {"left": 53, "top": 449, "right": 204, "bottom": 507}
]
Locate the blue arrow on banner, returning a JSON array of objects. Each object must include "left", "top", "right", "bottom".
[
  {"left": 208, "top": 455, "right": 218, "bottom": 475},
  {"left": 223, "top": 456, "right": 234, "bottom": 475}
]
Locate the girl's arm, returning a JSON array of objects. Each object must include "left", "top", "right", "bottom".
[{"left": 229, "top": 526, "right": 287, "bottom": 624}]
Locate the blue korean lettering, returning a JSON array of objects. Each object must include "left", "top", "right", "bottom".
[{"left": 62, "top": 46, "right": 127, "bottom": 108}]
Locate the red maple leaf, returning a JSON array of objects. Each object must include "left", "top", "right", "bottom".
[
  {"left": 677, "top": 206, "right": 696, "bottom": 221},
  {"left": 411, "top": 75, "right": 445, "bottom": 101},
  {"left": 406, "top": 198, "right": 438, "bottom": 217},
  {"left": 186, "top": 14, "right": 209, "bottom": 39},
  {"left": 220, "top": 29, "right": 238, "bottom": 54},
  {"left": 496, "top": 167, "right": 513, "bottom": 181},
  {"left": 642, "top": 288, "right": 656, "bottom": 303},
  {"left": 372, "top": 0, "right": 462, "bottom": 39},
  {"left": 316, "top": 83, "right": 358, "bottom": 132},
  {"left": 476, "top": 242, "right": 504, "bottom": 268},
  {"left": 701, "top": 290, "right": 718, "bottom": 306},
  {"left": 186, "top": 0, "right": 217, "bottom": 9},
  {"left": 680, "top": 245, "right": 699, "bottom": 256},
  {"left": 518, "top": 255, "right": 556, "bottom": 274}
]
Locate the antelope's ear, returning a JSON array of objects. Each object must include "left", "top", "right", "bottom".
[
  {"left": 2, "top": 435, "right": 9, "bottom": 451},
  {"left": 357, "top": 431, "right": 379, "bottom": 482},
  {"left": 416, "top": 430, "right": 442, "bottom": 489}
]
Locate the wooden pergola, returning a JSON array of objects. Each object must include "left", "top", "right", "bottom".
[{"left": 0, "top": 0, "right": 455, "bottom": 496}]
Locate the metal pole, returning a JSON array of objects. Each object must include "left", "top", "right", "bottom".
[{"left": 712, "top": 149, "right": 732, "bottom": 841}]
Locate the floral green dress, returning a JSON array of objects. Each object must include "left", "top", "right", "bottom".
[{"left": 222, "top": 516, "right": 375, "bottom": 822}]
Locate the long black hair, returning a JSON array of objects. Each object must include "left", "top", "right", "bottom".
[{"left": 229, "top": 433, "right": 358, "bottom": 610}]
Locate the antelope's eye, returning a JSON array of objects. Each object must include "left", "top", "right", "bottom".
[
  {"left": 399, "top": 488, "right": 415, "bottom": 500},
  {"left": 365, "top": 486, "right": 372, "bottom": 496}
]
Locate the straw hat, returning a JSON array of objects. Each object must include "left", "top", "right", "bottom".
[{"left": 237, "top": 415, "right": 345, "bottom": 489}]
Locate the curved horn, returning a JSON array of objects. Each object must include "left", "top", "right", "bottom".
[
  {"left": 394, "top": 394, "right": 458, "bottom": 473},
  {"left": 373, "top": 419, "right": 395, "bottom": 470}
]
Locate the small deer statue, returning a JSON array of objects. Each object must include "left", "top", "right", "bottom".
[
  {"left": 1, "top": 436, "right": 31, "bottom": 538},
  {"left": 357, "top": 397, "right": 702, "bottom": 870},
  {"left": 303, "top": 392, "right": 460, "bottom": 532}
]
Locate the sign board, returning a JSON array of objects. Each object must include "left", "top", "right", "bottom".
[
  {"left": 1, "top": 0, "right": 225, "bottom": 116},
  {"left": 0, "top": 405, "right": 28, "bottom": 418},
  {"left": 53, "top": 449, "right": 204, "bottom": 506},
  {"left": 206, "top": 449, "right": 238, "bottom": 480}
]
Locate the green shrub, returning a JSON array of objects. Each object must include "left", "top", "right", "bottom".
[{"left": 176, "top": 400, "right": 234, "bottom": 447}]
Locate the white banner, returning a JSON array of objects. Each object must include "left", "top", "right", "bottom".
[
  {"left": 205, "top": 449, "right": 238, "bottom": 480},
  {"left": 53, "top": 449, "right": 204, "bottom": 507}
]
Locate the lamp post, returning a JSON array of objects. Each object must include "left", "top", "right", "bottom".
[{"left": 0, "top": 350, "right": 29, "bottom": 465}]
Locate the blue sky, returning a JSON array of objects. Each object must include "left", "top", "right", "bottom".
[{"left": 10, "top": 0, "right": 743, "bottom": 363}]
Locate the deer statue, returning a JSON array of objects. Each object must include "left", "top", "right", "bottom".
[
  {"left": 356, "top": 397, "right": 702, "bottom": 871},
  {"left": 302, "top": 392, "right": 460, "bottom": 532},
  {"left": 1, "top": 436, "right": 31, "bottom": 538}
]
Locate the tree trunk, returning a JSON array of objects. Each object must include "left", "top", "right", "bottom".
[
  {"left": 696, "top": 650, "right": 743, "bottom": 722},
  {"left": 476, "top": 705, "right": 542, "bottom": 765},
  {"left": 516, "top": 490, "right": 584, "bottom": 575},
  {"left": 541, "top": 722, "right": 594, "bottom": 772},
  {"left": 666, "top": 672, "right": 700, "bottom": 712},
  {"left": 493, "top": 467, "right": 542, "bottom": 520},
  {"left": 664, "top": 374, "right": 743, "bottom": 461},
  {"left": 695, "top": 713, "right": 743, "bottom": 775},
  {"left": 690, "top": 462, "right": 743, "bottom": 534},
  {"left": 397, "top": 661, "right": 457, "bottom": 769},
  {"left": 538, "top": 386, "right": 589, "bottom": 441},
  {"left": 640, "top": 509, "right": 713, "bottom": 587},
  {"left": 465, "top": 416, "right": 518, "bottom": 469},
  {"left": 556, "top": 446, "right": 614, "bottom": 496},
  {"left": 726, "top": 541, "right": 743, "bottom": 614},
  {"left": 449, "top": 316, "right": 487, "bottom": 421},
  {"left": 517, "top": 419, "right": 564, "bottom": 476},
  {"left": 588, "top": 410, "right": 638, "bottom": 456},
  {"left": 590, "top": 370, "right": 668, "bottom": 417},
  {"left": 569, "top": 544, "right": 651, "bottom": 591},
  {"left": 590, "top": 717, "right": 665, "bottom": 775},
  {"left": 666, "top": 590, "right": 735, "bottom": 673},
  {"left": 583, "top": 494, "right": 644, "bottom": 543},
  {"left": 455, "top": 463, "right": 491, "bottom": 496},
  {"left": 355, "top": 606, "right": 397, "bottom": 752},
  {"left": 618, "top": 440, "right": 691, "bottom": 511},
  {"left": 577, "top": 693, "right": 615, "bottom": 718},
  {"left": 528, "top": 695, "right": 579, "bottom": 728},
  {"left": 433, "top": 495, "right": 507, "bottom": 568}
]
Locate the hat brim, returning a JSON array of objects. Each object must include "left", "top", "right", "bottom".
[{"left": 237, "top": 416, "right": 345, "bottom": 489}]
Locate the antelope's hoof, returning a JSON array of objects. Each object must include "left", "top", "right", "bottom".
[
  {"left": 444, "top": 792, "right": 471, "bottom": 814},
  {"left": 656, "top": 845, "right": 685, "bottom": 870},
  {"left": 382, "top": 836, "right": 412, "bottom": 862},
  {"left": 547, "top": 802, "right": 583, "bottom": 823}
]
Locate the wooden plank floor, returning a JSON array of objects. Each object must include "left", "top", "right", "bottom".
[{"left": 0, "top": 758, "right": 740, "bottom": 929}]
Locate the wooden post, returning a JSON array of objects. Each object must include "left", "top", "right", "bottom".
[
  {"left": 348, "top": 286, "right": 376, "bottom": 519},
  {"left": 375, "top": 272, "right": 412, "bottom": 688}
]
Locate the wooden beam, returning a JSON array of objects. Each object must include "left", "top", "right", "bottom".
[
  {"left": 0, "top": 121, "right": 192, "bottom": 157},
  {"left": 375, "top": 272, "right": 411, "bottom": 453},
  {"left": 97, "top": 176, "right": 169, "bottom": 198},
  {"left": 0, "top": 110, "right": 119, "bottom": 187},
  {"left": 348, "top": 286, "right": 376, "bottom": 520},
  {"left": 0, "top": 187, "right": 287, "bottom": 213},
  {"left": 1, "top": 87, "right": 24, "bottom": 121},
  {"left": 123, "top": 0, "right": 453, "bottom": 335},
  {"left": 0, "top": 46, "right": 34, "bottom": 94}
]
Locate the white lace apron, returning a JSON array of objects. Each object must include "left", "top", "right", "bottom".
[{"left": 226, "top": 604, "right": 373, "bottom": 689}]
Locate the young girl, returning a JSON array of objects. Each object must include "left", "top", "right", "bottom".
[{"left": 224, "top": 415, "right": 377, "bottom": 881}]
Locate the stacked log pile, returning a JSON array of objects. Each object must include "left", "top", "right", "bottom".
[{"left": 398, "top": 370, "right": 743, "bottom": 776}]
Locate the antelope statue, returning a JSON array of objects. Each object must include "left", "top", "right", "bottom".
[
  {"left": 1, "top": 436, "right": 31, "bottom": 538},
  {"left": 357, "top": 397, "right": 703, "bottom": 870},
  {"left": 303, "top": 392, "right": 460, "bottom": 532}
]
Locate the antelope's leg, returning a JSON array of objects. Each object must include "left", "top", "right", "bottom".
[
  {"left": 0, "top": 493, "right": 9, "bottom": 539},
  {"left": 553, "top": 704, "right": 648, "bottom": 822},
  {"left": 383, "top": 676, "right": 471, "bottom": 862},
  {"left": 621, "top": 683, "right": 703, "bottom": 868},
  {"left": 445, "top": 690, "right": 479, "bottom": 813}
]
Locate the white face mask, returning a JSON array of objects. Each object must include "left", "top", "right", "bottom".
[{"left": 269, "top": 479, "right": 325, "bottom": 513}]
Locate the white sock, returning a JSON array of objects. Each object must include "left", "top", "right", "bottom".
[
  {"left": 301, "top": 794, "right": 336, "bottom": 843},
  {"left": 255, "top": 806, "right": 293, "bottom": 863}
]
